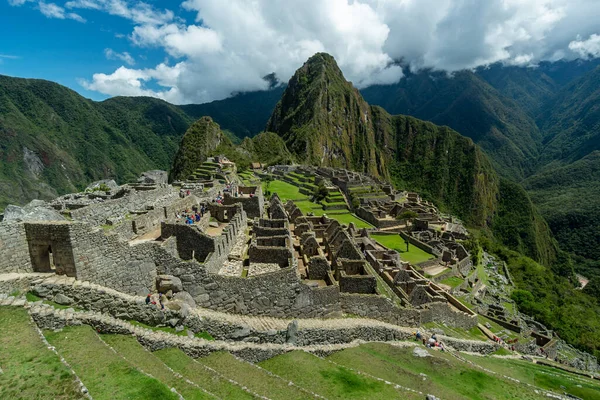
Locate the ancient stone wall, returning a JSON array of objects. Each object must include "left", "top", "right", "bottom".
[
  {"left": 398, "top": 231, "right": 439, "bottom": 257},
  {"left": 163, "top": 258, "right": 341, "bottom": 318},
  {"left": 339, "top": 273, "right": 377, "bottom": 294},
  {"left": 68, "top": 224, "right": 157, "bottom": 295},
  {"left": 70, "top": 186, "right": 175, "bottom": 226},
  {"left": 340, "top": 293, "right": 421, "bottom": 326},
  {"left": 419, "top": 302, "right": 477, "bottom": 329},
  {"left": 24, "top": 223, "right": 76, "bottom": 276},
  {"left": 223, "top": 186, "right": 264, "bottom": 219},
  {"left": 0, "top": 222, "right": 32, "bottom": 273},
  {"left": 161, "top": 222, "right": 216, "bottom": 262},
  {"left": 115, "top": 194, "right": 201, "bottom": 240}
]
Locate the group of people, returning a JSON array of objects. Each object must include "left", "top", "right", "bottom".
[
  {"left": 414, "top": 331, "right": 446, "bottom": 351},
  {"left": 179, "top": 189, "right": 192, "bottom": 198},
  {"left": 213, "top": 191, "right": 225, "bottom": 204},
  {"left": 176, "top": 205, "right": 207, "bottom": 225},
  {"left": 145, "top": 293, "right": 165, "bottom": 310}
]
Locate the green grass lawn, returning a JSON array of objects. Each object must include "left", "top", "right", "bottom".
[
  {"left": 198, "top": 351, "right": 308, "bottom": 400},
  {"left": 263, "top": 180, "right": 373, "bottom": 228},
  {"left": 328, "top": 343, "right": 548, "bottom": 400},
  {"left": 45, "top": 325, "right": 178, "bottom": 400},
  {"left": 153, "top": 348, "right": 252, "bottom": 399},
  {"left": 262, "top": 179, "right": 306, "bottom": 201},
  {"left": 259, "top": 350, "right": 418, "bottom": 399},
  {"left": 460, "top": 354, "right": 600, "bottom": 399},
  {"left": 0, "top": 307, "right": 84, "bottom": 400},
  {"left": 100, "top": 335, "right": 213, "bottom": 400},
  {"left": 370, "top": 234, "right": 435, "bottom": 265},
  {"left": 440, "top": 276, "right": 465, "bottom": 288}
]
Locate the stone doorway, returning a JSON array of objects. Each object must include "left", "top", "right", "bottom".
[{"left": 30, "top": 244, "right": 55, "bottom": 273}]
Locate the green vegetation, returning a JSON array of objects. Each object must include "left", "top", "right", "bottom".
[
  {"left": 480, "top": 239, "right": 600, "bottom": 358},
  {"left": 240, "top": 131, "right": 293, "bottom": 166},
  {"left": 261, "top": 179, "right": 305, "bottom": 201},
  {"left": 154, "top": 348, "right": 253, "bottom": 399},
  {"left": 259, "top": 350, "right": 415, "bottom": 399},
  {"left": 461, "top": 354, "right": 600, "bottom": 399},
  {"left": 99, "top": 334, "right": 213, "bottom": 400},
  {"left": 370, "top": 233, "right": 435, "bottom": 265},
  {"left": 327, "top": 343, "right": 549, "bottom": 400},
  {"left": 524, "top": 152, "right": 600, "bottom": 268},
  {"left": 262, "top": 179, "right": 372, "bottom": 228},
  {"left": 0, "top": 307, "right": 83, "bottom": 400},
  {"left": 362, "top": 69, "right": 543, "bottom": 181},
  {"left": 439, "top": 276, "right": 464, "bottom": 288},
  {"left": 198, "top": 351, "right": 308, "bottom": 400},
  {"left": 45, "top": 325, "right": 178, "bottom": 400},
  {"left": 170, "top": 117, "right": 226, "bottom": 181},
  {"left": 0, "top": 76, "right": 195, "bottom": 211}
]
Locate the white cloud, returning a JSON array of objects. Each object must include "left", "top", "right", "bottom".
[
  {"left": 36, "top": 1, "right": 86, "bottom": 22},
  {"left": 74, "top": 0, "right": 600, "bottom": 104},
  {"left": 0, "top": 54, "right": 20, "bottom": 59},
  {"left": 104, "top": 48, "right": 135, "bottom": 65},
  {"left": 569, "top": 34, "right": 600, "bottom": 58},
  {"left": 65, "top": 0, "right": 173, "bottom": 25},
  {"left": 79, "top": 63, "right": 185, "bottom": 103},
  {"left": 8, "top": 0, "right": 33, "bottom": 5}
]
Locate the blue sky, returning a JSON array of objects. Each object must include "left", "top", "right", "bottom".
[
  {"left": 1, "top": 1, "right": 599, "bottom": 105},
  {"left": 0, "top": 1, "right": 187, "bottom": 101}
]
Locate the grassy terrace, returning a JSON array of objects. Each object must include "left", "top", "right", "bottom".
[
  {"left": 259, "top": 350, "right": 419, "bottom": 399},
  {"left": 370, "top": 233, "right": 436, "bottom": 265},
  {"left": 100, "top": 335, "right": 213, "bottom": 400},
  {"left": 155, "top": 348, "right": 253, "bottom": 399},
  {"left": 439, "top": 276, "right": 465, "bottom": 288},
  {"left": 460, "top": 353, "right": 600, "bottom": 399},
  {"left": 45, "top": 326, "right": 178, "bottom": 400},
  {"left": 327, "top": 343, "right": 556, "bottom": 400},
  {"left": 198, "top": 351, "right": 308, "bottom": 400},
  {"left": 0, "top": 307, "right": 84, "bottom": 400},
  {"left": 263, "top": 179, "right": 373, "bottom": 228}
]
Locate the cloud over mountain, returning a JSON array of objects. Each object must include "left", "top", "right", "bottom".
[{"left": 12, "top": 0, "right": 599, "bottom": 104}]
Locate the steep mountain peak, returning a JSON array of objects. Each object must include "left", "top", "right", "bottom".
[
  {"left": 266, "top": 53, "right": 383, "bottom": 177},
  {"left": 169, "top": 116, "right": 225, "bottom": 182}
]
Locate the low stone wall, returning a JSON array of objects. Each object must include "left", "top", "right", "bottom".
[
  {"left": 484, "top": 313, "right": 522, "bottom": 333},
  {"left": 173, "top": 264, "right": 342, "bottom": 318},
  {"left": 0, "top": 222, "right": 32, "bottom": 273},
  {"left": 340, "top": 293, "right": 420, "bottom": 327},
  {"left": 398, "top": 231, "right": 439, "bottom": 257},
  {"left": 420, "top": 302, "right": 477, "bottom": 330}
]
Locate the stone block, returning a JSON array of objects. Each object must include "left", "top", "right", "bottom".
[{"left": 156, "top": 275, "right": 183, "bottom": 293}]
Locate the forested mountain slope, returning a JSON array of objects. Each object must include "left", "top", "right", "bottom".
[
  {"left": 267, "top": 53, "right": 556, "bottom": 265},
  {"left": 360, "top": 69, "right": 542, "bottom": 180}
]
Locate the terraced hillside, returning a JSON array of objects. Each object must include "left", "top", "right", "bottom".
[{"left": 2, "top": 303, "right": 599, "bottom": 400}]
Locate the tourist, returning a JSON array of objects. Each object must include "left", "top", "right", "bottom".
[
  {"left": 195, "top": 213, "right": 201, "bottom": 222},
  {"left": 145, "top": 294, "right": 151, "bottom": 305},
  {"left": 158, "top": 293, "right": 165, "bottom": 310}
]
